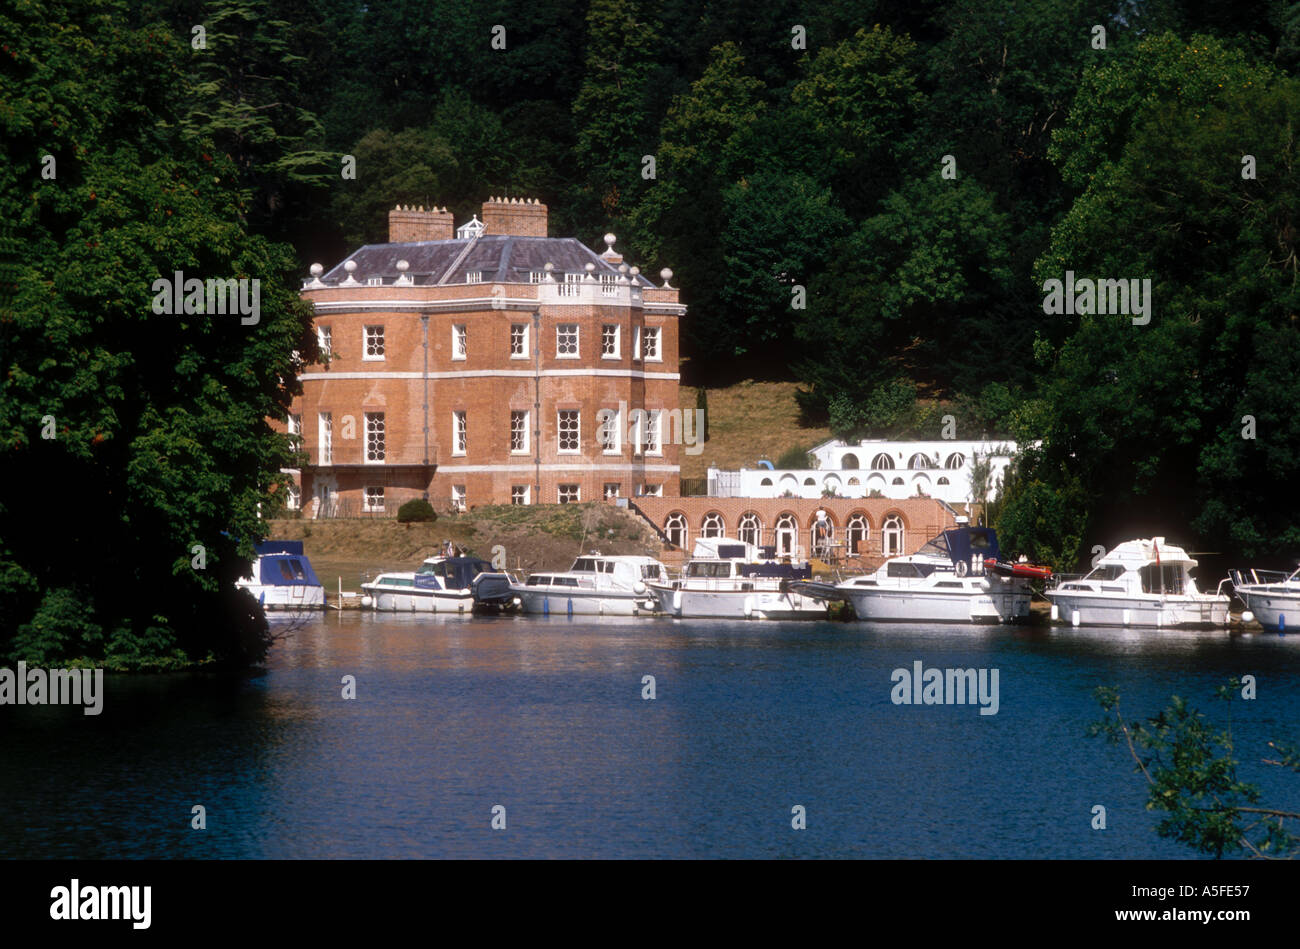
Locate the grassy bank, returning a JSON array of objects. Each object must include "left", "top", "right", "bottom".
[
  {"left": 267, "top": 502, "right": 665, "bottom": 589},
  {"left": 678, "top": 380, "right": 831, "bottom": 481}
]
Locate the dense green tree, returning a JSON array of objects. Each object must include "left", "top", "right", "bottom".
[
  {"left": 997, "top": 34, "right": 1300, "bottom": 568},
  {"left": 0, "top": 0, "right": 315, "bottom": 669}
]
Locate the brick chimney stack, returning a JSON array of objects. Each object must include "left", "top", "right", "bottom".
[
  {"left": 388, "top": 205, "right": 454, "bottom": 242},
  {"left": 481, "top": 197, "right": 548, "bottom": 237}
]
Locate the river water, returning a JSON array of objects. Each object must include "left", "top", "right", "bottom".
[{"left": 3, "top": 614, "right": 1297, "bottom": 859}]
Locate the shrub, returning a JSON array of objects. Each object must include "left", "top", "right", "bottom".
[{"left": 397, "top": 499, "right": 437, "bottom": 523}]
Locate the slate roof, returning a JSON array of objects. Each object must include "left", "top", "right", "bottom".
[{"left": 319, "top": 236, "right": 655, "bottom": 287}]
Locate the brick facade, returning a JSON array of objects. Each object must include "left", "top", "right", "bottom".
[
  {"left": 286, "top": 199, "right": 685, "bottom": 516},
  {"left": 629, "top": 497, "right": 959, "bottom": 572}
]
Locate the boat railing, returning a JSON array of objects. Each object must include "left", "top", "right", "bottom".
[{"left": 1229, "top": 568, "right": 1291, "bottom": 588}]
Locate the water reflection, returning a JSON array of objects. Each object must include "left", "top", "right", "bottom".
[{"left": 1, "top": 615, "right": 1296, "bottom": 858}]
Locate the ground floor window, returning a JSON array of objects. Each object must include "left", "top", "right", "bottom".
[
  {"left": 846, "top": 514, "right": 869, "bottom": 553},
  {"left": 363, "top": 486, "right": 385, "bottom": 513},
  {"left": 665, "top": 512, "right": 687, "bottom": 548},
  {"left": 451, "top": 485, "right": 467, "bottom": 512},
  {"left": 604, "top": 483, "right": 620, "bottom": 499},
  {"left": 882, "top": 515, "right": 904, "bottom": 556},
  {"left": 558, "top": 484, "right": 580, "bottom": 504},
  {"left": 286, "top": 482, "right": 301, "bottom": 511},
  {"left": 738, "top": 513, "right": 761, "bottom": 547},
  {"left": 511, "top": 485, "right": 530, "bottom": 505},
  {"left": 776, "top": 514, "right": 797, "bottom": 556}
]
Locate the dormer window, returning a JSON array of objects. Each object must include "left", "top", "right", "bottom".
[{"left": 465, "top": 271, "right": 483, "bottom": 284}]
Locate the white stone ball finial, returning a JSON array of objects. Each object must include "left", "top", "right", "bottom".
[
  {"left": 396, "top": 259, "right": 409, "bottom": 272},
  {"left": 310, "top": 263, "right": 323, "bottom": 276},
  {"left": 604, "top": 233, "right": 616, "bottom": 248},
  {"left": 660, "top": 267, "right": 673, "bottom": 288},
  {"left": 343, "top": 260, "right": 357, "bottom": 273}
]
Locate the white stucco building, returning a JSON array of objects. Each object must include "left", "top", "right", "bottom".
[{"left": 707, "top": 438, "right": 1022, "bottom": 505}]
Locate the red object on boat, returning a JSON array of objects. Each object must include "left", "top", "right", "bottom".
[{"left": 985, "top": 558, "right": 1053, "bottom": 580}]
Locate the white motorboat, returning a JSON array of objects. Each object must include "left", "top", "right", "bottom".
[
  {"left": 790, "top": 523, "right": 1040, "bottom": 623},
  {"left": 647, "top": 537, "right": 827, "bottom": 620},
  {"left": 1230, "top": 564, "right": 1300, "bottom": 631},
  {"left": 236, "top": 540, "right": 326, "bottom": 611},
  {"left": 1046, "top": 537, "right": 1229, "bottom": 628},
  {"left": 362, "top": 555, "right": 501, "bottom": 612},
  {"left": 512, "top": 553, "right": 668, "bottom": 615}
]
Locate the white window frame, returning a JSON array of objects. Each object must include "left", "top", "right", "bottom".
[
  {"left": 640, "top": 484, "right": 663, "bottom": 497},
  {"left": 363, "top": 486, "right": 385, "bottom": 513},
  {"left": 558, "top": 484, "right": 580, "bottom": 504},
  {"left": 317, "top": 325, "right": 331, "bottom": 357},
  {"left": 603, "top": 483, "right": 621, "bottom": 500},
  {"left": 557, "top": 410, "right": 580, "bottom": 454},
  {"left": 318, "top": 412, "right": 333, "bottom": 465},
  {"left": 601, "top": 324, "right": 620, "bottom": 359},
  {"left": 511, "top": 485, "right": 531, "bottom": 505},
  {"left": 363, "top": 325, "right": 385, "bottom": 361},
  {"left": 453, "top": 410, "right": 467, "bottom": 456},
  {"left": 510, "top": 323, "right": 529, "bottom": 359},
  {"left": 556, "top": 323, "right": 579, "bottom": 359},
  {"left": 598, "top": 409, "right": 620, "bottom": 455},
  {"left": 451, "top": 485, "right": 467, "bottom": 512},
  {"left": 452, "top": 324, "right": 467, "bottom": 360},
  {"left": 645, "top": 409, "right": 662, "bottom": 456},
  {"left": 510, "top": 410, "right": 529, "bottom": 454},
  {"left": 286, "top": 482, "right": 301, "bottom": 511},
  {"left": 643, "top": 326, "right": 661, "bottom": 362},
  {"left": 364, "top": 412, "right": 386, "bottom": 463}
]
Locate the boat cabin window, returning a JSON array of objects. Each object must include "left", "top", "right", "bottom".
[
  {"left": 641, "top": 564, "right": 664, "bottom": 581},
  {"left": 1139, "top": 564, "right": 1185, "bottom": 594},
  {"left": 416, "top": 561, "right": 445, "bottom": 577},
  {"left": 572, "top": 558, "right": 597, "bottom": 572},
  {"left": 686, "top": 561, "right": 735, "bottom": 578},
  {"left": 886, "top": 562, "right": 933, "bottom": 579},
  {"left": 918, "top": 536, "right": 950, "bottom": 559},
  {"left": 552, "top": 576, "right": 580, "bottom": 587},
  {"left": 526, "top": 576, "right": 550, "bottom": 586},
  {"left": 1083, "top": 563, "right": 1125, "bottom": 582},
  {"left": 277, "top": 559, "right": 306, "bottom": 581}
]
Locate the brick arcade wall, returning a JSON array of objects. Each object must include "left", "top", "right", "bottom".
[{"left": 628, "top": 496, "right": 958, "bottom": 571}]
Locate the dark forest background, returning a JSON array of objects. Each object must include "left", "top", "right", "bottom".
[{"left": 2, "top": 0, "right": 1298, "bottom": 666}]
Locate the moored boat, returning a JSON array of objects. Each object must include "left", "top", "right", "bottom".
[
  {"left": 789, "top": 522, "right": 1038, "bottom": 623},
  {"left": 647, "top": 537, "right": 827, "bottom": 620},
  {"left": 236, "top": 540, "right": 326, "bottom": 611},
  {"left": 362, "top": 555, "right": 501, "bottom": 612},
  {"left": 1229, "top": 564, "right": 1300, "bottom": 631},
  {"left": 512, "top": 553, "right": 668, "bottom": 615},
  {"left": 1045, "top": 537, "right": 1228, "bottom": 628}
]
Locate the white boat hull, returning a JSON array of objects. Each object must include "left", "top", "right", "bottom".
[
  {"left": 513, "top": 587, "right": 655, "bottom": 616},
  {"left": 842, "top": 587, "right": 1030, "bottom": 624},
  {"left": 1046, "top": 592, "right": 1229, "bottom": 628},
  {"left": 363, "top": 585, "right": 474, "bottom": 612},
  {"left": 238, "top": 583, "right": 326, "bottom": 611},
  {"left": 1235, "top": 590, "right": 1300, "bottom": 630},
  {"left": 649, "top": 585, "right": 827, "bottom": 620}
]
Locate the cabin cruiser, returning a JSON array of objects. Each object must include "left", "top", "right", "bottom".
[
  {"left": 1229, "top": 564, "right": 1300, "bottom": 631},
  {"left": 647, "top": 537, "right": 827, "bottom": 620},
  {"left": 236, "top": 540, "right": 326, "bottom": 611},
  {"left": 362, "top": 555, "right": 501, "bottom": 612},
  {"left": 512, "top": 553, "right": 668, "bottom": 615},
  {"left": 1046, "top": 537, "right": 1229, "bottom": 628},
  {"left": 790, "top": 523, "right": 1040, "bottom": 623}
]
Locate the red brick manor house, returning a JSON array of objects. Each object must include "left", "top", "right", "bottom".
[{"left": 282, "top": 197, "right": 686, "bottom": 516}]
